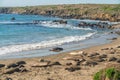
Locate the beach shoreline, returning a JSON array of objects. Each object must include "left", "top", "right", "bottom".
[{"left": 0, "top": 27, "right": 120, "bottom": 80}]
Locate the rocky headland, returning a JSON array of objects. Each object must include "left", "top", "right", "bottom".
[{"left": 0, "top": 4, "right": 120, "bottom": 22}]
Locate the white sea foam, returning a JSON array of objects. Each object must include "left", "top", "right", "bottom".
[
  {"left": 0, "top": 21, "right": 33, "bottom": 25},
  {"left": 39, "top": 21, "right": 93, "bottom": 30},
  {"left": 0, "top": 32, "right": 95, "bottom": 55}
]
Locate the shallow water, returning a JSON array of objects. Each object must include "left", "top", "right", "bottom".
[{"left": 0, "top": 14, "right": 117, "bottom": 59}]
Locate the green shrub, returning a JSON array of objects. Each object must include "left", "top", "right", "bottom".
[
  {"left": 93, "top": 68, "right": 120, "bottom": 80},
  {"left": 93, "top": 71, "right": 102, "bottom": 80}
]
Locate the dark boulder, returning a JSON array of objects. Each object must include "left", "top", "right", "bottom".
[{"left": 53, "top": 20, "right": 67, "bottom": 24}]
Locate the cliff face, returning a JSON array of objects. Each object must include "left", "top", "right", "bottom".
[{"left": 0, "top": 4, "right": 120, "bottom": 22}]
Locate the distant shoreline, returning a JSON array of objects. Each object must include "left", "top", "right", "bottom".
[{"left": 0, "top": 4, "right": 120, "bottom": 22}]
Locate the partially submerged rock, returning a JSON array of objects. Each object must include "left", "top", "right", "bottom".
[{"left": 53, "top": 20, "right": 67, "bottom": 24}]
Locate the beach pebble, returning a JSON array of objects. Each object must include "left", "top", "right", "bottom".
[
  {"left": 108, "top": 57, "right": 117, "bottom": 61},
  {"left": 0, "top": 64, "right": 5, "bottom": 68}
]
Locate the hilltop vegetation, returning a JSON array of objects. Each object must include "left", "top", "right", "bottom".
[{"left": 0, "top": 4, "right": 120, "bottom": 21}]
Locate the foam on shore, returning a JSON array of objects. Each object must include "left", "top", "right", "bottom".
[{"left": 0, "top": 32, "right": 95, "bottom": 55}]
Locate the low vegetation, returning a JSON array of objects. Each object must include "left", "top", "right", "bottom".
[
  {"left": 93, "top": 67, "right": 120, "bottom": 80},
  {"left": 0, "top": 4, "right": 120, "bottom": 21}
]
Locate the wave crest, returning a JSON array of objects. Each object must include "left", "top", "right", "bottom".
[{"left": 0, "top": 32, "right": 95, "bottom": 55}]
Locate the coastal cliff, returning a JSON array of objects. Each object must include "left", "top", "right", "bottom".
[{"left": 0, "top": 4, "right": 120, "bottom": 21}]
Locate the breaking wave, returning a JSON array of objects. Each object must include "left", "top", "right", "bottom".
[{"left": 0, "top": 32, "right": 95, "bottom": 55}]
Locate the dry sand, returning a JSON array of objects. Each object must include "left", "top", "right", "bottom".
[{"left": 0, "top": 36, "right": 120, "bottom": 80}]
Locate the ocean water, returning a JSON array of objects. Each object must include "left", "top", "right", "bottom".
[{"left": 0, "top": 14, "right": 117, "bottom": 59}]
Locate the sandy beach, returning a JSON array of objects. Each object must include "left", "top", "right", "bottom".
[{"left": 0, "top": 27, "right": 120, "bottom": 80}]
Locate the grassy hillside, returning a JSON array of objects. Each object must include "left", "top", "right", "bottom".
[{"left": 0, "top": 4, "right": 120, "bottom": 21}]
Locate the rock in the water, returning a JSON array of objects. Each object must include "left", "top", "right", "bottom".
[
  {"left": 50, "top": 47, "right": 63, "bottom": 52},
  {"left": 53, "top": 20, "right": 67, "bottom": 24},
  {"left": 0, "top": 64, "right": 5, "bottom": 68},
  {"left": 65, "top": 66, "right": 80, "bottom": 72},
  {"left": 108, "top": 57, "right": 117, "bottom": 61}
]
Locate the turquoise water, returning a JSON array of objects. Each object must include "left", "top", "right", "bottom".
[{"left": 0, "top": 14, "right": 116, "bottom": 59}]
